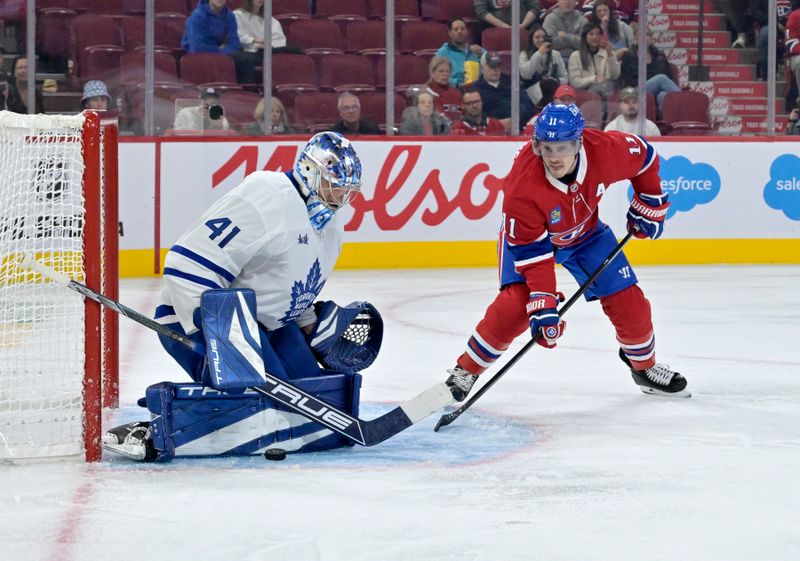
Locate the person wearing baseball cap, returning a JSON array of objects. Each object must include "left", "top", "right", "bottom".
[
  {"left": 604, "top": 87, "right": 660, "bottom": 136},
  {"left": 475, "top": 51, "right": 536, "bottom": 133},
  {"left": 554, "top": 84, "right": 577, "bottom": 104},
  {"left": 173, "top": 85, "right": 230, "bottom": 132},
  {"left": 81, "top": 80, "right": 112, "bottom": 111}
]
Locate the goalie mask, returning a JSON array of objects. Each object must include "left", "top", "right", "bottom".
[
  {"left": 293, "top": 131, "right": 362, "bottom": 230},
  {"left": 308, "top": 301, "right": 383, "bottom": 373}
]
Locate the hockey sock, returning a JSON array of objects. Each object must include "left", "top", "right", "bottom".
[
  {"left": 457, "top": 283, "right": 529, "bottom": 374},
  {"left": 599, "top": 285, "right": 656, "bottom": 370}
]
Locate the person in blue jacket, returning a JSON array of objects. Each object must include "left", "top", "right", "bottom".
[{"left": 182, "top": 0, "right": 256, "bottom": 83}]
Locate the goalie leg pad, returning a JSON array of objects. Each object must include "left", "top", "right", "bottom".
[
  {"left": 199, "top": 289, "right": 268, "bottom": 392},
  {"left": 145, "top": 373, "right": 361, "bottom": 461}
]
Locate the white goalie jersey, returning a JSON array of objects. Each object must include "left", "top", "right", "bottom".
[{"left": 156, "top": 170, "right": 343, "bottom": 333}]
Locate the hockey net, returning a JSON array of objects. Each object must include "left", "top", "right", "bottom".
[{"left": 0, "top": 111, "right": 118, "bottom": 461}]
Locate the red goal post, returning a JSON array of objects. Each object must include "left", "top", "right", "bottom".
[{"left": 0, "top": 110, "right": 118, "bottom": 462}]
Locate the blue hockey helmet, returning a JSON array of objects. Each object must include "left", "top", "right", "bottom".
[
  {"left": 294, "top": 131, "right": 363, "bottom": 210},
  {"left": 533, "top": 102, "right": 585, "bottom": 144}
]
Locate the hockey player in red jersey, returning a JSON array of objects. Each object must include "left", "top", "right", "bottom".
[{"left": 445, "top": 102, "right": 690, "bottom": 401}]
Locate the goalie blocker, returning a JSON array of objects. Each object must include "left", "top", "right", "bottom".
[{"left": 104, "top": 289, "right": 382, "bottom": 461}]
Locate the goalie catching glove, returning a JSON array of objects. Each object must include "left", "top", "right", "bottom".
[
  {"left": 527, "top": 291, "right": 566, "bottom": 348},
  {"left": 308, "top": 300, "right": 383, "bottom": 373}
]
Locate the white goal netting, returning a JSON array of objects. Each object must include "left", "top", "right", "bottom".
[{"left": 0, "top": 112, "right": 96, "bottom": 459}]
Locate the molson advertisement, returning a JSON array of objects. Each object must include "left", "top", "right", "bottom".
[{"left": 116, "top": 138, "right": 800, "bottom": 275}]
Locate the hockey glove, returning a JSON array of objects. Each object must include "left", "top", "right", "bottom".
[
  {"left": 527, "top": 292, "right": 566, "bottom": 348},
  {"left": 627, "top": 192, "right": 670, "bottom": 240}
]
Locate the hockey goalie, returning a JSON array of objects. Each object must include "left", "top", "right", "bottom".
[{"left": 103, "top": 132, "right": 383, "bottom": 461}]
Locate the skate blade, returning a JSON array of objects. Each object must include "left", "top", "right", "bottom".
[
  {"left": 639, "top": 386, "right": 692, "bottom": 399},
  {"left": 101, "top": 441, "right": 147, "bottom": 461}
]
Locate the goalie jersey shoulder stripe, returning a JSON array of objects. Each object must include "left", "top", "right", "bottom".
[{"left": 157, "top": 170, "right": 344, "bottom": 333}]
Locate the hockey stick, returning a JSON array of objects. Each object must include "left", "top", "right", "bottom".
[
  {"left": 19, "top": 255, "right": 454, "bottom": 447},
  {"left": 434, "top": 230, "right": 635, "bottom": 432}
]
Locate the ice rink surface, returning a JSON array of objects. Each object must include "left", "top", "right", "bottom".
[{"left": 2, "top": 265, "right": 799, "bottom": 561}]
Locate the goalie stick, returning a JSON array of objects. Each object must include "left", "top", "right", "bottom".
[
  {"left": 20, "top": 255, "right": 454, "bottom": 447},
  {"left": 434, "top": 230, "right": 635, "bottom": 432}
]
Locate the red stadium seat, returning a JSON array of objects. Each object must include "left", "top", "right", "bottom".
[
  {"left": 345, "top": 20, "right": 387, "bottom": 54},
  {"left": 155, "top": 12, "right": 186, "bottom": 55},
  {"left": 180, "top": 53, "right": 238, "bottom": 87},
  {"left": 399, "top": 21, "right": 449, "bottom": 56},
  {"left": 315, "top": 0, "right": 367, "bottom": 18},
  {"left": 71, "top": 14, "right": 123, "bottom": 78},
  {"left": 367, "top": 0, "right": 420, "bottom": 19},
  {"left": 287, "top": 19, "right": 344, "bottom": 57},
  {"left": 121, "top": 0, "right": 188, "bottom": 14},
  {"left": 358, "top": 91, "right": 406, "bottom": 126},
  {"left": 86, "top": 0, "right": 125, "bottom": 15},
  {"left": 128, "top": 81, "right": 198, "bottom": 135},
  {"left": 660, "top": 91, "right": 710, "bottom": 127},
  {"left": 319, "top": 54, "right": 375, "bottom": 93},
  {"left": 293, "top": 92, "right": 340, "bottom": 132},
  {"left": 270, "top": 53, "right": 318, "bottom": 93},
  {"left": 220, "top": 90, "right": 263, "bottom": 129},
  {"left": 377, "top": 54, "right": 430, "bottom": 92},
  {"left": 574, "top": 88, "right": 601, "bottom": 107},
  {"left": 481, "top": 27, "right": 529, "bottom": 53},
  {"left": 119, "top": 51, "right": 179, "bottom": 86},
  {"left": 435, "top": 0, "right": 478, "bottom": 23},
  {"left": 37, "top": 8, "right": 78, "bottom": 61},
  {"left": 273, "top": 0, "right": 310, "bottom": 17}
]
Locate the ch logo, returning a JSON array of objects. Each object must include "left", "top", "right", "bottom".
[{"left": 298, "top": 234, "right": 309, "bottom": 245}]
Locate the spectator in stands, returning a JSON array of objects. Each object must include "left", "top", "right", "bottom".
[
  {"left": 519, "top": 24, "right": 568, "bottom": 104},
  {"left": 543, "top": 0, "right": 588, "bottom": 61},
  {"left": 786, "top": 1, "right": 800, "bottom": 97},
  {"left": 619, "top": 28, "right": 680, "bottom": 114},
  {"left": 250, "top": 96, "right": 295, "bottom": 134},
  {"left": 436, "top": 18, "right": 485, "bottom": 87},
  {"left": 425, "top": 56, "right": 464, "bottom": 122},
  {"left": 523, "top": 83, "right": 577, "bottom": 134},
  {"left": 174, "top": 87, "right": 231, "bottom": 131},
  {"left": 579, "top": 0, "right": 638, "bottom": 25},
  {"left": 81, "top": 80, "right": 112, "bottom": 111},
  {"left": 757, "top": 0, "right": 792, "bottom": 81},
  {"left": 604, "top": 86, "right": 660, "bottom": 135},
  {"left": 588, "top": 0, "right": 634, "bottom": 60},
  {"left": 786, "top": 99, "right": 800, "bottom": 134},
  {"left": 474, "top": 0, "right": 540, "bottom": 36},
  {"left": 0, "top": 71, "right": 11, "bottom": 111},
  {"left": 475, "top": 51, "right": 537, "bottom": 132},
  {"left": 182, "top": 0, "right": 256, "bottom": 84},
  {"left": 5, "top": 57, "right": 44, "bottom": 114},
  {"left": 726, "top": 0, "right": 762, "bottom": 48},
  {"left": 331, "top": 92, "right": 381, "bottom": 136},
  {"left": 451, "top": 89, "right": 507, "bottom": 136},
  {"left": 399, "top": 91, "right": 451, "bottom": 136},
  {"left": 234, "top": 0, "right": 302, "bottom": 55},
  {"left": 568, "top": 22, "right": 620, "bottom": 101}
]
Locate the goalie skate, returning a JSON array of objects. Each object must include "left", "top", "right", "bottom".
[
  {"left": 102, "top": 422, "right": 157, "bottom": 461},
  {"left": 619, "top": 349, "right": 691, "bottom": 398}
]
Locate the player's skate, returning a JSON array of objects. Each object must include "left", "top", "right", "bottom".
[
  {"left": 619, "top": 349, "right": 691, "bottom": 398},
  {"left": 102, "top": 421, "right": 156, "bottom": 461},
  {"left": 445, "top": 365, "right": 479, "bottom": 402}
]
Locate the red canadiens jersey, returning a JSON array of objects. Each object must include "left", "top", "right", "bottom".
[
  {"left": 502, "top": 128, "right": 662, "bottom": 293},
  {"left": 786, "top": 9, "right": 800, "bottom": 57}
]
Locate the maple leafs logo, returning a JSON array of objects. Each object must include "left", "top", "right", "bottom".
[{"left": 280, "top": 259, "right": 325, "bottom": 325}]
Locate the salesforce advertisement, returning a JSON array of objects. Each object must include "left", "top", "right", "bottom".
[{"left": 119, "top": 138, "right": 800, "bottom": 253}]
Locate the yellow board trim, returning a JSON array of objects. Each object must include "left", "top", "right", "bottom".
[{"left": 118, "top": 239, "right": 800, "bottom": 277}]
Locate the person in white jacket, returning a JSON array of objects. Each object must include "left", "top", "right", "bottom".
[
  {"left": 519, "top": 25, "right": 568, "bottom": 104},
  {"left": 568, "top": 21, "right": 620, "bottom": 100},
  {"left": 234, "top": 0, "right": 298, "bottom": 54}
]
